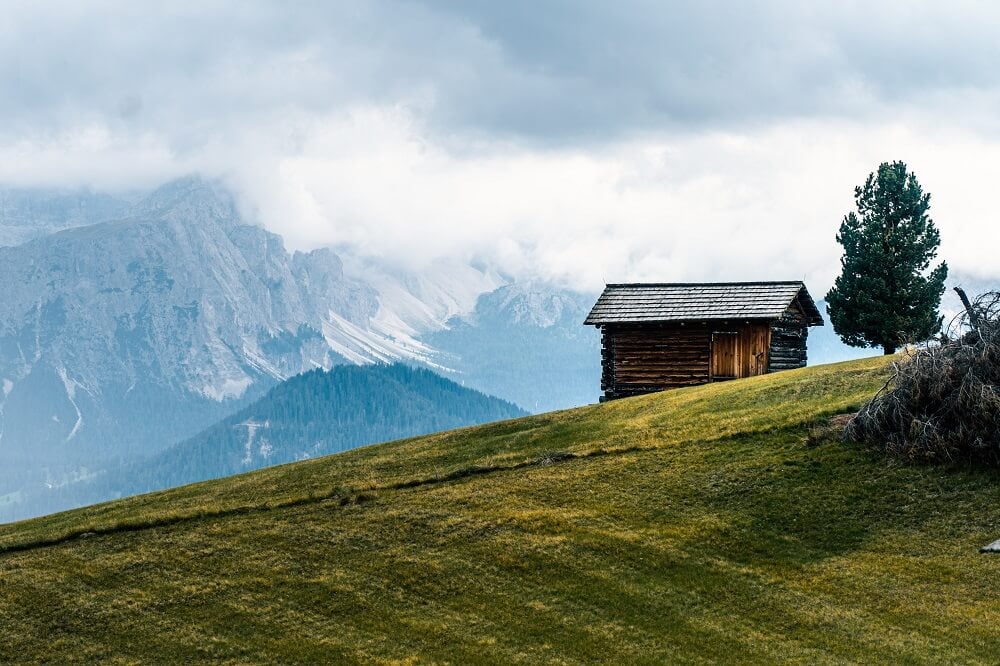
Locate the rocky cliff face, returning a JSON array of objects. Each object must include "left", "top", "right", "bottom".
[{"left": 0, "top": 179, "right": 385, "bottom": 474}]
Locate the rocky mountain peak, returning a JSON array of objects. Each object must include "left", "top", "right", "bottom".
[{"left": 134, "top": 176, "right": 241, "bottom": 228}]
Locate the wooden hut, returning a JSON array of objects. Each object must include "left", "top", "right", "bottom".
[{"left": 584, "top": 281, "right": 824, "bottom": 400}]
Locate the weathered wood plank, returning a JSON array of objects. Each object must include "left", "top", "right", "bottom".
[{"left": 599, "top": 313, "right": 812, "bottom": 400}]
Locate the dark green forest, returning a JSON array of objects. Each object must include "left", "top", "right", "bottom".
[{"left": 7, "top": 364, "right": 524, "bottom": 520}]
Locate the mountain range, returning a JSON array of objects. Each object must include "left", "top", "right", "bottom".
[{"left": 0, "top": 177, "right": 599, "bottom": 520}]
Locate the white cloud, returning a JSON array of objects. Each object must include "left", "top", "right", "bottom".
[
  {"left": 221, "top": 109, "right": 997, "bottom": 293},
  {"left": 0, "top": 1, "right": 998, "bottom": 294}
]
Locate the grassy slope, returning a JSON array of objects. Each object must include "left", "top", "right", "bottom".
[{"left": 1, "top": 356, "right": 999, "bottom": 663}]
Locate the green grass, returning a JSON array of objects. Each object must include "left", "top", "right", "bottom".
[{"left": 2, "top": 356, "right": 1000, "bottom": 663}]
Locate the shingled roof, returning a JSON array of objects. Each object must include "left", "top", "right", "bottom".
[{"left": 584, "top": 281, "right": 824, "bottom": 326}]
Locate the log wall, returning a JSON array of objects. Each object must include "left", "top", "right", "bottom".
[
  {"left": 766, "top": 300, "right": 810, "bottom": 372},
  {"left": 768, "top": 315, "right": 809, "bottom": 372},
  {"left": 601, "top": 323, "right": 712, "bottom": 399},
  {"left": 600, "top": 321, "right": 775, "bottom": 400}
]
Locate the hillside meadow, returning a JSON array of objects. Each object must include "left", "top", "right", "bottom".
[{"left": 1, "top": 355, "right": 999, "bottom": 663}]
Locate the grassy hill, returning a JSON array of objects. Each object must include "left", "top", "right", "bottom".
[{"left": 2, "top": 356, "right": 1000, "bottom": 663}]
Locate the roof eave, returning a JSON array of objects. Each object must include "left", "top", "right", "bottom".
[
  {"left": 792, "top": 285, "right": 825, "bottom": 326},
  {"left": 585, "top": 315, "right": 788, "bottom": 326}
]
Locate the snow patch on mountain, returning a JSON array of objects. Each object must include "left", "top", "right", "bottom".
[
  {"left": 320, "top": 311, "right": 443, "bottom": 367},
  {"left": 55, "top": 367, "right": 84, "bottom": 441},
  {"left": 239, "top": 345, "right": 287, "bottom": 384},
  {"left": 344, "top": 256, "right": 506, "bottom": 337},
  {"left": 198, "top": 376, "right": 255, "bottom": 403}
]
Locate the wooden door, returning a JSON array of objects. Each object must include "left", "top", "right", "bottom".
[{"left": 711, "top": 332, "right": 738, "bottom": 380}]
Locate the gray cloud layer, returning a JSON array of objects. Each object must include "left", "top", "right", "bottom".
[{"left": 4, "top": 1, "right": 1000, "bottom": 147}]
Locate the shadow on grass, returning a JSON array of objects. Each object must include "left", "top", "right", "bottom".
[{"left": 692, "top": 426, "right": 1000, "bottom": 569}]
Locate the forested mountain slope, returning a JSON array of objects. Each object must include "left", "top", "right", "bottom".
[
  {"left": 121, "top": 363, "right": 526, "bottom": 495},
  {"left": 4, "top": 364, "right": 524, "bottom": 521}
]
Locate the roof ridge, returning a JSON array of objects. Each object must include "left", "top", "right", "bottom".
[{"left": 603, "top": 280, "right": 805, "bottom": 288}]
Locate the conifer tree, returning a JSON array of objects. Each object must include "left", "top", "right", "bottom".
[{"left": 826, "top": 161, "right": 948, "bottom": 355}]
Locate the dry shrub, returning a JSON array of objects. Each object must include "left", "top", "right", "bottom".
[{"left": 846, "top": 291, "right": 1000, "bottom": 464}]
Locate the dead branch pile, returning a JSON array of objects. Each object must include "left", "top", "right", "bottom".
[{"left": 846, "top": 290, "right": 1000, "bottom": 464}]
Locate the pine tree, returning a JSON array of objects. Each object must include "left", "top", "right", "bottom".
[{"left": 826, "top": 161, "right": 948, "bottom": 355}]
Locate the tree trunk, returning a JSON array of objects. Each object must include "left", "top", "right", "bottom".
[
  {"left": 883, "top": 344, "right": 897, "bottom": 355},
  {"left": 954, "top": 287, "right": 980, "bottom": 331}
]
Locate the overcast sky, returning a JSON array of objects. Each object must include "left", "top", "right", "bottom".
[{"left": 2, "top": 1, "right": 999, "bottom": 292}]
